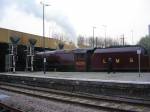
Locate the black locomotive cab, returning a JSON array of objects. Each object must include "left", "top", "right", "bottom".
[{"left": 73, "top": 48, "right": 95, "bottom": 72}]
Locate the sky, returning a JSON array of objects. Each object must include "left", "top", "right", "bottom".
[{"left": 0, "top": 0, "right": 150, "bottom": 45}]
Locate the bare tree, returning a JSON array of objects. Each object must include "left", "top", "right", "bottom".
[
  {"left": 96, "top": 37, "right": 105, "bottom": 48},
  {"left": 88, "top": 37, "right": 93, "bottom": 47},
  {"left": 77, "top": 35, "right": 121, "bottom": 48},
  {"left": 94, "top": 37, "right": 120, "bottom": 48},
  {"left": 77, "top": 35, "right": 85, "bottom": 46},
  {"left": 138, "top": 35, "right": 150, "bottom": 54}
]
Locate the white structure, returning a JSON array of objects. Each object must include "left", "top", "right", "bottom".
[
  {"left": 25, "top": 38, "right": 37, "bottom": 72},
  {"left": 8, "top": 37, "right": 20, "bottom": 73}
]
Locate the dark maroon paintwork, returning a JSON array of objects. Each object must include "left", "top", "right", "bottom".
[
  {"left": 35, "top": 46, "right": 150, "bottom": 72},
  {"left": 35, "top": 50, "right": 75, "bottom": 71},
  {"left": 91, "top": 47, "right": 150, "bottom": 71},
  {"left": 73, "top": 48, "right": 94, "bottom": 72}
]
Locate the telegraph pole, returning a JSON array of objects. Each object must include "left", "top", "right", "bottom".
[
  {"left": 95, "top": 37, "right": 98, "bottom": 47},
  {"left": 92, "top": 26, "right": 96, "bottom": 48},
  {"left": 102, "top": 25, "right": 107, "bottom": 48},
  {"left": 120, "top": 34, "right": 125, "bottom": 46},
  {"left": 131, "top": 30, "right": 134, "bottom": 45}
]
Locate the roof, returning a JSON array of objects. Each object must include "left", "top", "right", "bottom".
[
  {"left": 73, "top": 48, "right": 94, "bottom": 53},
  {"left": 36, "top": 49, "right": 73, "bottom": 55},
  {"left": 94, "top": 47, "right": 145, "bottom": 54}
]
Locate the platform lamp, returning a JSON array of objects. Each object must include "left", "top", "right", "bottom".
[
  {"left": 40, "top": 1, "right": 50, "bottom": 74},
  {"left": 9, "top": 36, "right": 20, "bottom": 73}
]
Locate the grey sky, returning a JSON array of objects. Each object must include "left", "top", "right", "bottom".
[{"left": 0, "top": 0, "right": 150, "bottom": 44}]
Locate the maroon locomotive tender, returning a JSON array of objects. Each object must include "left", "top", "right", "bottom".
[{"left": 35, "top": 46, "right": 150, "bottom": 72}]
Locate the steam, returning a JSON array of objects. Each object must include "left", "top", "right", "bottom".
[{"left": 0, "top": 0, "right": 76, "bottom": 43}]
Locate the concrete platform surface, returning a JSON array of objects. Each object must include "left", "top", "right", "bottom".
[
  {"left": 1, "top": 72, "right": 150, "bottom": 84},
  {"left": 1, "top": 72, "right": 150, "bottom": 99}
]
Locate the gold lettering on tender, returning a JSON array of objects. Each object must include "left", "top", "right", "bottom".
[
  {"left": 103, "top": 59, "right": 106, "bottom": 63},
  {"left": 116, "top": 58, "right": 120, "bottom": 63},
  {"left": 129, "top": 58, "right": 134, "bottom": 63}
]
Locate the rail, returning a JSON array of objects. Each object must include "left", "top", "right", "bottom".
[
  {"left": 0, "top": 82, "right": 149, "bottom": 112},
  {"left": 0, "top": 102, "right": 22, "bottom": 112}
]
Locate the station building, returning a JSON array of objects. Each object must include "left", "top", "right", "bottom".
[{"left": 0, "top": 27, "right": 76, "bottom": 72}]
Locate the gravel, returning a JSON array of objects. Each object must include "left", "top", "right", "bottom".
[{"left": 0, "top": 89, "right": 106, "bottom": 112}]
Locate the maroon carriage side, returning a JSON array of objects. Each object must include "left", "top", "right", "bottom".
[{"left": 91, "top": 46, "right": 150, "bottom": 72}]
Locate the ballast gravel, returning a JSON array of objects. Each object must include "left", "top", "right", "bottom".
[{"left": 0, "top": 89, "right": 106, "bottom": 112}]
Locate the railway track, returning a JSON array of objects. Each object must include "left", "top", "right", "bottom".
[
  {"left": 0, "top": 102, "right": 22, "bottom": 112},
  {"left": 0, "top": 82, "right": 149, "bottom": 112}
]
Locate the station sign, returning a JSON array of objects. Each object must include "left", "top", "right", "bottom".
[
  {"left": 44, "top": 58, "right": 46, "bottom": 62},
  {"left": 137, "top": 49, "right": 141, "bottom": 54}
]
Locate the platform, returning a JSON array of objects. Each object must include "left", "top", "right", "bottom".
[
  {"left": 0, "top": 72, "right": 150, "bottom": 100},
  {"left": 1, "top": 72, "right": 150, "bottom": 84}
]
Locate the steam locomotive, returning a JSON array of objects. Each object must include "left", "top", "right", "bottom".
[{"left": 35, "top": 46, "right": 150, "bottom": 72}]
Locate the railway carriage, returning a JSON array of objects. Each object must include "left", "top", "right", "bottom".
[{"left": 91, "top": 46, "right": 150, "bottom": 71}]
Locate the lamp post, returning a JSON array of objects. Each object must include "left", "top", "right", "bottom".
[
  {"left": 137, "top": 49, "right": 141, "bottom": 77},
  {"left": 131, "top": 30, "right": 134, "bottom": 45},
  {"left": 92, "top": 26, "right": 96, "bottom": 48},
  {"left": 41, "top": 1, "right": 50, "bottom": 74},
  {"left": 102, "top": 25, "right": 107, "bottom": 47}
]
